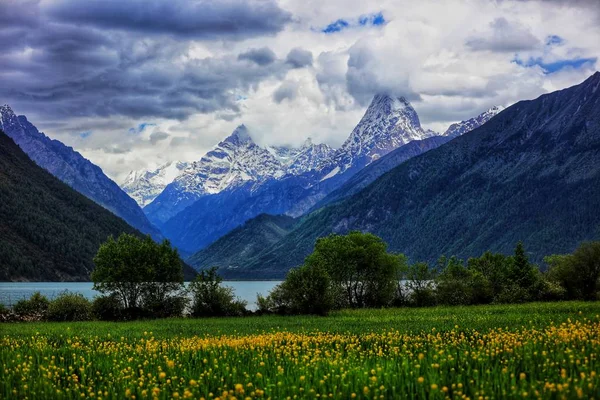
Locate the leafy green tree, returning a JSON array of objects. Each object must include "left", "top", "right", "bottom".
[
  {"left": 436, "top": 256, "right": 493, "bottom": 305},
  {"left": 188, "top": 267, "right": 247, "bottom": 317},
  {"left": 546, "top": 241, "right": 600, "bottom": 300},
  {"left": 305, "top": 231, "right": 404, "bottom": 308},
  {"left": 92, "top": 234, "right": 184, "bottom": 313},
  {"left": 467, "top": 251, "right": 509, "bottom": 299}
]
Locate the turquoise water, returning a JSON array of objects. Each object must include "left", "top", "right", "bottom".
[{"left": 0, "top": 281, "right": 281, "bottom": 311}]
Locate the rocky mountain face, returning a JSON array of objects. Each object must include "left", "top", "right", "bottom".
[
  {"left": 0, "top": 105, "right": 162, "bottom": 241},
  {"left": 122, "top": 161, "right": 189, "bottom": 207},
  {"left": 228, "top": 72, "right": 600, "bottom": 279},
  {"left": 443, "top": 106, "right": 504, "bottom": 138},
  {"left": 325, "top": 94, "right": 435, "bottom": 176},
  {"left": 153, "top": 94, "right": 435, "bottom": 254}
]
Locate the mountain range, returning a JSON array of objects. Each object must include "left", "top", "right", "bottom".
[
  {"left": 147, "top": 94, "right": 498, "bottom": 254},
  {"left": 0, "top": 106, "right": 162, "bottom": 241},
  {"left": 185, "top": 100, "right": 503, "bottom": 268},
  {"left": 214, "top": 72, "right": 600, "bottom": 278}
]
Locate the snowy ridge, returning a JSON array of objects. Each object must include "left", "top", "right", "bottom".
[
  {"left": 122, "top": 161, "right": 189, "bottom": 207},
  {"left": 325, "top": 94, "right": 436, "bottom": 175},
  {"left": 145, "top": 94, "right": 439, "bottom": 225},
  {"left": 144, "top": 125, "right": 335, "bottom": 224},
  {"left": 443, "top": 105, "right": 505, "bottom": 138}
]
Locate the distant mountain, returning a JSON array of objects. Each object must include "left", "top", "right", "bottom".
[
  {"left": 187, "top": 214, "right": 295, "bottom": 271},
  {"left": 145, "top": 125, "right": 299, "bottom": 225},
  {"left": 157, "top": 94, "right": 436, "bottom": 253},
  {"left": 443, "top": 106, "right": 504, "bottom": 138},
  {"left": 0, "top": 129, "right": 143, "bottom": 281},
  {"left": 0, "top": 106, "right": 162, "bottom": 240},
  {"left": 226, "top": 72, "right": 600, "bottom": 279},
  {"left": 122, "top": 161, "right": 189, "bottom": 207},
  {"left": 323, "top": 94, "right": 435, "bottom": 178}
]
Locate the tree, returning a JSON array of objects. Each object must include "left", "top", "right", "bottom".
[
  {"left": 406, "top": 262, "right": 437, "bottom": 307},
  {"left": 92, "top": 234, "right": 184, "bottom": 314},
  {"left": 546, "top": 241, "right": 600, "bottom": 300},
  {"left": 436, "top": 256, "right": 493, "bottom": 305},
  {"left": 258, "top": 263, "right": 334, "bottom": 315},
  {"left": 305, "top": 231, "right": 404, "bottom": 308},
  {"left": 188, "top": 267, "right": 247, "bottom": 317},
  {"left": 467, "top": 251, "right": 509, "bottom": 299},
  {"left": 507, "top": 241, "right": 539, "bottom": 300}
]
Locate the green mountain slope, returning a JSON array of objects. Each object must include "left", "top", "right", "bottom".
[
  {"left": 187, "top": 214, "right": 295, "bottom": 272},
  {"left": 226, "top": 72, "right": 600, "bottom": 279},
  {"left": 0, "top": 130, "right": 194, "bottom": 281}
]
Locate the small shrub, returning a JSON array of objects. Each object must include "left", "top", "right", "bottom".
[
  {"left": 92, "top": 295, "right": 124, "bottom": 321},
  {"left": 13, "top": 292, "right": 50, "bottom": 317},
  {"left": 189, "top": 267, "right": 247, "bottom": 317},
  {"left": 47, "top": 292, "right": 92, "bottom": 322}
]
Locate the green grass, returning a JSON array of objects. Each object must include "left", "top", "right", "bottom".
[
  {"left": 2, "top": 301, "right": 600, "bottom": 399},
  {"left": 2, "top": 301, "right": 599, "bottom": 339}
]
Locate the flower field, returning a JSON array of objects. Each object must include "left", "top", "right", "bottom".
[{"left": 2, "top": 302, "right": 600, "bottom": 399}]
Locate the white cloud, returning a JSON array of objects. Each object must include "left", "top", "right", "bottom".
[{"left": 5, "top": 0, "right": 599, "bottom": 181}]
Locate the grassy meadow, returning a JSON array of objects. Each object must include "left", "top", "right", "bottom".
[{"left": 2, "top": 301, "right": 600, "bottom": 399}]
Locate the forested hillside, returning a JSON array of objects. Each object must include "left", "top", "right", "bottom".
[{"left": 0, "top": 130, "right": 140, "bottom": 281}]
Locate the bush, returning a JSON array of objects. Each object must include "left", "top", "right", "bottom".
[
  {"left": 260, "top": 263, "right": 334, "bottom": 315},
  {"left": 47, "top": 292, "right": 92, "bottom": 321},
  {"left": 13, "top": 292, "right": 50, "bottom": 316},
  {"left": 189, "top": 268, "right": 247, "bottom": 317},
  {"left": 92, "top": 295, "right": 124, "bottom": 321},
  {"left": 406, "top": 262, "right": 437, "bottom": 307},
  {"left": 144, "top": 295, "right": 188, "bottom": 319}
]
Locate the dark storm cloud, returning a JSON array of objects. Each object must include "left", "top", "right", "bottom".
[
  {"left": 46, "top": 0, "right": 292, "bottom": 40},
  {"left": 238, "top": 47, "right": 277, "bottom": 66},
  {"left": 0, "top": 0, "right": 296, "bottom": 124},
  {"left": 273, "top": 81, "right": 299, "bottom": 103},
  {"left": 149, "top": 131, "right": 170, "bottom": 145},
  {"left": 0, "top": 0, "right": 40, "bottom": 27},
  {"left": 286, "top": 48, "right": 313, "bottom": 68},
  {"left": 466, "top": 17, "right": 540, "bottom": 52}
]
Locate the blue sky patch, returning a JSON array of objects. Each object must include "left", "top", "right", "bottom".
[
  {"left": 545, "top": 35, "right": 564, "bottom": 46},
  {"left": 128, "top": 122, "right": 156, "bottom": 134},
  {"left": 321, "top": 12, "right": 385, "bottom": 34},
  {"left": 79, "top": 131, "right": 92, "bottom": 139},
  {"left": 514, "top": 56, "right": 597, "bottom": 74},
  {"left": 322, "top": 19, "right": 350, "bottom": 33}
]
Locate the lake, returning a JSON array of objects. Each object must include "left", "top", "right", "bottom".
[{"left": 0, "top": 281, "right": 282, "bottom": 311}]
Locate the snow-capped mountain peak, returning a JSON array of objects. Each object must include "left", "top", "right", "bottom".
[
  {"left": 443, "top": 105, "right": 505, "bottom": 138},
  {"left": 331, "top": 93, "right": 434, "bottom": 172},
  {"left": 122, "top": 161, "right": 190, "bottom": 207},
  {"left": 224, "top": 124, "right": 253, "bottom": 145}
]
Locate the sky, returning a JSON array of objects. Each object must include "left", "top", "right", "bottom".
[{"left": 1, "top": 0, "right": 599, "bottom": 182}]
